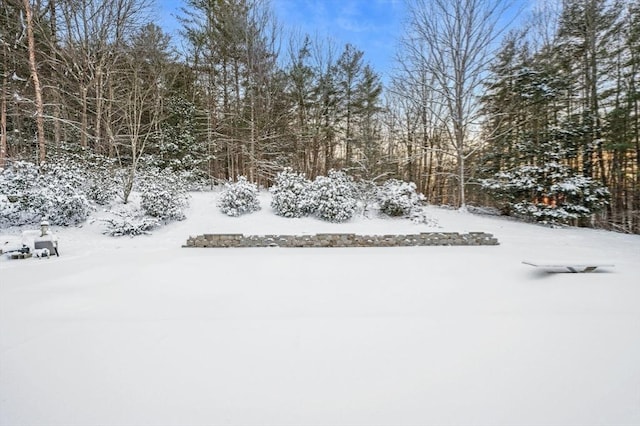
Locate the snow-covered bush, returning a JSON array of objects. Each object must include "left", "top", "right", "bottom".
[
  {"left": 217, "top": 176, "right": 261, "bottom": 217},
  {"left": 102, "top": 211, "right": 160, "bottom": 237},
  {"left": 178, "top": 169, "right": 210, "bottom": 191},
  {"left": 377, "top": 179, "right": 425, "bottom": 217},
  {"left": 86, "top": 179, "right": 118, "bottom": 205},
  {"left": 0, "top": 161, "right": 40, "bottom": 226},
  {"left": 269, "top": 168, "right": 313, "bottom": 218},
  {"left": 409, "top": 206, "right": 439, "bottom": 227},
  {"left": 310, "top": 170, "right": 357, "bottom": 222},
  {"left": 138, "top": 168, "right": 189, "bottom": 221},
  {"left": 85, "top": 163, "right": 119, "bottom": 206},
  {"left": 353, "top": 179, "right": 380, "bottom": 218},
  {"left": 481, "top": 162, "right": 610, "bottom": 223},
  {"left": 0, "top": 160, "right": 91, "bottom": 227},
  {"left": 0, "top": 194, "right": 22, "bottom": 226},
  {"left": 49, "top": 145, "right": 118, "bottom": 206},
  {"left": 40, "top": 189, "right": 91, "bottom": 226}
]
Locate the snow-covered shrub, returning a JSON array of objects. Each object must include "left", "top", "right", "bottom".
[
  {"left": 86, "top": 180, "right": 118, "bottom": 205},
  {"left": 481, "top": 162, "right": 610, "bottom": 223},
  {"left": 41, "top": 189, "right": 91, "bottom": 226},
  {"left": 0, "top": 161, "right": 40, "bottom": 226},
  {"left": 1, "top": 160, "right": 40, "bottom": 193},
  {"left": 409, "top": 206, "right": 439, "bottom": 227},
  {"left": 102, "top": 212, "right": 160, "bottom": 237},
  {"left": 0, "top": 160, "right": 91, "bottom": 226},
  {"left": 353, "top": 179, "right": 380, "bottom": 218},
  {"left": 377, "top": 179, "right": 425, "bottom": 217},
  {"left": 0, "top": 194, "right": 21, "bottom": 226},
  {"left": 269, "top": 168, "right": 313, "bottom": 218},
  {"left": 310, "top": 170, "right": 357, "bottom": 222},
  {"left": 218, "top": 176, "right": 261, "bottom": 217},
  {"left": 48, "top": 144, "right": 118, "bottom": 206},
  {"left": 138, "top": 168, "right": 189, "bottom": 221},
  {"left": 85, "top": 163, "right": 119, "bottom": 206},
  {"left": 178, "top": 169, "right": 210, "bottom": 191}
]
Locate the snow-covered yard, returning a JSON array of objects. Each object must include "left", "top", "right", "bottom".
[{"left": 1, "top": 191, "right": 639, "bottom": 426}]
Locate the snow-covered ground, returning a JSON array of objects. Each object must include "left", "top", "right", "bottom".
[{"left": 1, "top": 191, "right": 639, "bottom": 426}]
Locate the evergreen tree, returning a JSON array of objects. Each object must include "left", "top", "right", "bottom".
[
  {"left": 336, "top": 43, "right": 364, "bottom": 169},
  {"left": 481, "top": 139, "right": 610, "bottom": 224},
  {"left": 557, "top": 0, "right": 623, "bottom": 180},
  {"left": 480, "top": 32, "right": 527, "bottom": 176},
  {"left": 353, "top": 64, "right": 384, "bottom": 180},
  {"left": 179, "top": 0, "right": 282, "bottom": 185},
  {"left": 286, "top": 36, "right": 316, "bottom": 173},
  {"left": 155, "top": 96, "right": 209, "bottom": 176}
]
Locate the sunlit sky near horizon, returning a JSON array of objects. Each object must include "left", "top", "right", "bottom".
[{"left": 155, "top": 0, "right": 529, "bottom": 82}]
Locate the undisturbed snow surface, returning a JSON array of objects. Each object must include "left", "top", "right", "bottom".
[{"left": 1, "top": 191, "right": 639, "bottom": 426}]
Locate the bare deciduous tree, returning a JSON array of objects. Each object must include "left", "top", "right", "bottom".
[
  {"left": 112, "top": 24, "right": 169, "bottom": 203},
  {"left": 405, "top": 0, "right": 509, "bottom": 208},
  {"left": 56, "top": 0, "right": 151, "bottom": 152}
]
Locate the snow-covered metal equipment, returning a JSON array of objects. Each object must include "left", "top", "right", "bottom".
[{"left": 522, "top": 261, "right": 614, "bottom": 273}]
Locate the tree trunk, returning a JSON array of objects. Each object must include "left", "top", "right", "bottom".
[
  {"left": 458, "top": 149, "right": 466, "bottom": 209},
  {"left": 1, "top": 38, "right": 7, "bottom": 169},
  {"left": 250, "top": 88, "right": 256, "bottom": 182},
  {"left": 23, "top": 0, "right": 46, "bottom": 165},
  {"left": 80, "top": 85, "right": 88, "bottom": 148},
  {"left": 1, "top": 75, "right": 6, "bottom": 169},
  {"left": 48, "top": 0, "right": 61, "bottom": 147},
  {"left": 95, "top": 69, "right": 103, "bottom": 153}
]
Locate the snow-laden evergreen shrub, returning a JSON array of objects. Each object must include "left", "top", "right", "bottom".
[
  {"left": 481, "top": 162, "right": 610, "bottom": 223},
  {"left": 377, "top": 179, "right": 425, "bottom": 217},
  {"left": 218, "top": 176, "right": 261, "bottom": 217},
  {"left": 269, "top": 168, "right": 313, "bottom": 218},
  {"left": 138, "top": 168, "right": 189, "bottom": 221},
  {"left": 0, "top": 194, "right": 20, "bottom": 226},
  {"left": 41, "top": 189, "right": 90, "bottom": 226},
  {"left": 0, "top": 161, "right": 41, "bottom": 226},
  {"left": 102, "top": 211, "right": 160, "bottom": 237},
  {"left": 85, "top": 162, "right": 118, "bottom": 206},
  {"left": 86, "top": 179, "right": 118, "bottom": 205},
  {"left": 0, "top": 160, "right": 91, "bottom": 226},
  {"left": 178, "top": 169, "right": 210, "bottom": 191},
  {"left": 310, "top": 170, "right": 357, "bottom": 222},
  {"left": 49, "top": 144, "right": 119, "bottom": 206}
]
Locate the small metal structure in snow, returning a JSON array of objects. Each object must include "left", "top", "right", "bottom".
[{"left": 522, "top": 261, "right": 615, "bottom": 273}]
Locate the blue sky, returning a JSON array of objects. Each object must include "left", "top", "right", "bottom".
[
  {"left": 271, "top": 0, "right": 405, "bottom": 78},
  {"left": 156, "top": 0, "right": 527, "bottom": 81}
]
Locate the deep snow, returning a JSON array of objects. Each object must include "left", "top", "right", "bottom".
[{"left": 1, "top": 191, "right": 639, "bottom": 426}]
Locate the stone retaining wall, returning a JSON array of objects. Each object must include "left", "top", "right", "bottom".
[{"left": 184, "top": 232, "right": 499, "bottom": 248}]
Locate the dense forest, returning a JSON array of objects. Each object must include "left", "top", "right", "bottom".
[{"left": 1, "top": 0, "right": 638, "bottom": 233}]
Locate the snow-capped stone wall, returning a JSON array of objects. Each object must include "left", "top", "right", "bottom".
[{"left": 184, "top": 232, "right": 499, "bottom": 248}]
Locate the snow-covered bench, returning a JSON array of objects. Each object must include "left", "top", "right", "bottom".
[{"left": 522, "top": 261, "right": 614, "bottom": 273}]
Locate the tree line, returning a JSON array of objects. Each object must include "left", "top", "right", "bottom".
[
  {"left": 1, "top": 0, "right": 638, "bottom": 232},
  {"left": 479, "top": 0, "right": 639, "bottom": 232}
]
